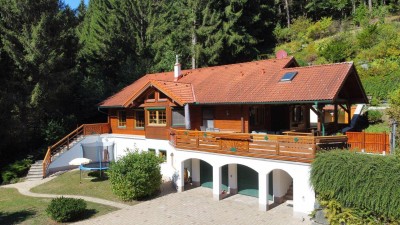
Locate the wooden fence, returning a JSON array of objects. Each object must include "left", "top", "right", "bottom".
[{"left": 346, "top": 131, "right": 390, "bottom": 154}]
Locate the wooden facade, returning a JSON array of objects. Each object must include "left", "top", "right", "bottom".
[{"left": 108, "top": 99, "right": 350, "bottom": 140}]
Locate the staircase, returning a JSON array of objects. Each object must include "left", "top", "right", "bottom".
[
  {"left": 284, "top": 183, "right": 293, "bottom": 202},
  {"left": 26, "top": 160, "right": 44, "bottom": 181},
  {"left": 42, "top": 123, "right": 111, "bottom": 178}
]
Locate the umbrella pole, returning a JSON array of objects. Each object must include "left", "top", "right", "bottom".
[{"left": 80, "top": 167, "right": 82, "bottom": 184}]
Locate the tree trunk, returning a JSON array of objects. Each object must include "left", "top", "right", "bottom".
[
  {"left": 284, "top": 0, "right": 290, "bottom": 27},
  {"left": 352, "top": 0, "right": 356, "bottom": 14},
  {"left": 368, "top": 0, "right": 372, "bottom": 12},
  {"left": 191, "top": 19, "right": 197, "bottom": 69}
]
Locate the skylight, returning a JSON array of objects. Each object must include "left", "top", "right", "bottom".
[{"left": 280, "top": 71, "right": 298, "bottom": 82}]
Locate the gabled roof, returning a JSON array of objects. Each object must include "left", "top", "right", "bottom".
[{"left": 99, "top": 57, "right": 368, "bottom": 108}]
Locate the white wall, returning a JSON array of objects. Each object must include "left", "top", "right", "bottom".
[
  {"left": 273, "top": 169, "right": 292, "bottom": 198},
  {"left": 174, "top": 150, "right": 315, "bottom": 216},
  {"left": 49, "top": 134, "right": 176, "bottom": 179},
  {"left": 49, "top": 134, "right": 315, "bottom": 216}
]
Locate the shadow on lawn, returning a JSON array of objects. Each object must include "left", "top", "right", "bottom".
[
  {"left": 0, "top": 209, "right": 36, "bottom": 225},
  {"left": 84, "top": 171, "right": 109, "bottom": 182}
]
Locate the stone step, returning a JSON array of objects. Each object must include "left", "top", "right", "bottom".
[{"left": 26, "top": 160, "right": 45, "bottom": 181}]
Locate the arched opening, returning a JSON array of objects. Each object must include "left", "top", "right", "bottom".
[
  {"left": 270, "top": 169, "right": 293, "bottom": 205},
  {"left": 237, "top": 164, "right": 259, "bottom": 197}
]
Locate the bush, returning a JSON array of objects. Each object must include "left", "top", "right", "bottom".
[
  {"left": 1, "top": 158, "right": 33, "bottom": 184},
  {"left": 109, "top": 150, "right": 162, "bottom": 201},
  {"left": 319, "top": 33, "right": 355, "bottom": 63},
  {"left": 311, "top": 150, "right": 400, "bottom": 223},
  {"left": 367, "top": 110, "right": 383, "bottom": 124},
  {"left": 46, "top": 197, "right": 87, "bottom": 222}
]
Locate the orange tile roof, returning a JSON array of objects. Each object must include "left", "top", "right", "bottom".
[{"left": 99, "top": 57, "right": 366, "bottom": 107}]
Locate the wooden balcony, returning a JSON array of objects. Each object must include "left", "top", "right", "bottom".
[{"left": 170, "top": 129, "right": 348, "bottom": 163}]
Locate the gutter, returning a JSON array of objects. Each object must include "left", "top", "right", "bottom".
[{"left": 192, "top": 100, "right": 334, "bottom": 105}]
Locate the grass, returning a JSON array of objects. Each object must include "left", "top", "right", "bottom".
[
  {"left": 364, "top": 122, "right": 390, "bottom": 133},
  {"left": 0, "top": 188, "right": 117, "bottom": 225},
  {"left": 31, "top": 170, "right": 137, "bottom": 205}
]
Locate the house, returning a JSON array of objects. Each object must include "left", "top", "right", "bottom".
[{"left": 43, "top": 55, "right": 368, "bottom": 217}]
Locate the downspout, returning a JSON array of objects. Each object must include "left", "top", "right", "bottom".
[{"left": 184, "top": 104, "right": 191, "bottom": 130}]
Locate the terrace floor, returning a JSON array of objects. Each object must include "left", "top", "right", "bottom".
[{"left": 73, "top": 186, "right": 312, "bottom": 225}]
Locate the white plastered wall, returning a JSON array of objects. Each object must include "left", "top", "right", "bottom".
[
  {"left": 174, "top": 149, "right": 315, "bottom": 216},
  {"left": 49, "top": 135, "right": 315, "bottom": 216}
]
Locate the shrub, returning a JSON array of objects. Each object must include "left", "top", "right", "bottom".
[
  {"left": 109, "top": 150, "right": 162, "bottom": 201},
  {"left": 46, "top": 197, "right": 87, "bottom": 222},
  {"left": 367, "top": 110, "right": 383, "bottom": 124},
  {"left": 311, "top": 150, "right": 400, "bottom": 222},
  {"left": 1, "top": 158, "right": 33, "bottom": 184},
  {"left": 319, "top": 33, "right": 355, "bottom": 63}
]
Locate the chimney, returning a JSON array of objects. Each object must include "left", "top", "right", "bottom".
[{"left": 174, "top": 55, "right": 181, "bottom": 81}]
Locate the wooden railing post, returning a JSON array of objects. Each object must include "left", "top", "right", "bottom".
[
  {"left": 383, "top": 131, "right": 386, "bottom": 154},
  {"left": 362, "top": 131, "right": 366, "bottom": 151}
]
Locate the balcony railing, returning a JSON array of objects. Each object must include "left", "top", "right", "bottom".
[
  {"left": 42, "top": 123, "right": 111, "bottom": 177},
  {"left": 170, "top": 129, "right": 348, "bottom": 163}
]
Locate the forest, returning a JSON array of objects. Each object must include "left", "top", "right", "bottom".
[{"left": 0, "top": 0, "right": 399, "bottom": 172}]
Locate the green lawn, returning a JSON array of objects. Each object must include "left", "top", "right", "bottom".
[
  {"left": 31, "top": 170, "right": 137, "bottom": 205},
  {"left": 0, "top": 188, "right": 117, "bottom": 225},
  {"left": 364, "top": 122, "right": 390, "bottom": 133}
]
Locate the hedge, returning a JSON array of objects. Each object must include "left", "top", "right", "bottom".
[{"left": 311, "top": 150, "right": 400, "bottom": 220}]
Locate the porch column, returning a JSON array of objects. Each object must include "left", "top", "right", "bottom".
[
  {"left": 191, "top": 159, "right": 200, "bottom": 187},
  {"left": 347, "top": 103, "right": 352, "bottom": 125},
  {"left": 184, "top": 104, "right": 191, "bottom": 130},
  {"left": 228, "top": 164, "right": 238, "bottom": 194},
  {"left": 212, "top": 165, "right": 222, "bottom": 200},
  {"left": 177, "top": 161, "right": 185, "bottom": 192},
  {"left": 317, "top": 104, "right": 325, "bottom": 135},
  {"left": 258, "top": 172, "right": 269, "bottom": 211},
  {"left": 334, "top": 104, "right": 338, "bottom": 131}
]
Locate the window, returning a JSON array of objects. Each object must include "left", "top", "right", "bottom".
[
  {"left": 148, "top": 109, "right": 167, "bottom": 126},
  {"left": 172, "top": 108, "right": 185, "bottom": 126},
  {"left": 118, "top": 110, "right": 126, "bottom": 128},
  {"left": 250, "top": 106, "right": 265, "bottom": 126},
  {"left": 292, "top": 106, "right": 304, "bottom": 122},
  {"left": 135, "top": 110, "right": 145, "bottom": 128},
  {"left": 159, "top": 150, "right": 167, "bottom": 162},
  {"left": 280, "top": 71, "right": 298, "bottom": 82},
  {"left": 148, "top": 148, "right": 156, "bottom": 154}
]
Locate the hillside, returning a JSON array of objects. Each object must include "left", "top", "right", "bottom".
[{"left": 273, "top": 15, "right": 400, "bottom": 104}]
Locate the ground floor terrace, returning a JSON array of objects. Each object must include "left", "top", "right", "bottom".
[{"left": 173, "top": 150, "right": 315, "bottom": 216}]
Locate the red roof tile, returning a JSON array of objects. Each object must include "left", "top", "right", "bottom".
[{"left": 99, "top": 57, "right": 366, "bottom": 107}]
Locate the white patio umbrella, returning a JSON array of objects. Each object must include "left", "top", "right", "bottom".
[
  {"left": 69, "top": 158, "right": 92, "bottom": 183},
  {"left": 69, "top": 158, "right": 92, "bottom": 166}
]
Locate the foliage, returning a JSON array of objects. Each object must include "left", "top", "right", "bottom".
[
  {"left": 46, "top": 197, "right": 87, "bottom": 222},
  {"left": 311, "top": 150, "right": 400, "bottom": 222},
  {"left": 1, "top": 158, "right": 33, "bottom": 184},
  {"left": 387, "top": 88, "right": 400, "bottom": 124},
  {"left": 319, "top": 33, "right": 355, "bottom": 62},
  {"left": 387, "top": 88, "right": 400, "bottom": 145},
  {"left": 317, "top": 196, "right": 385, "bottom": 224},
  {"left": 109, "top": 150, "right": 162, "bottom": 201},
  {"left": 366, "top": 110, "right": 383, "bottom": 124}
]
